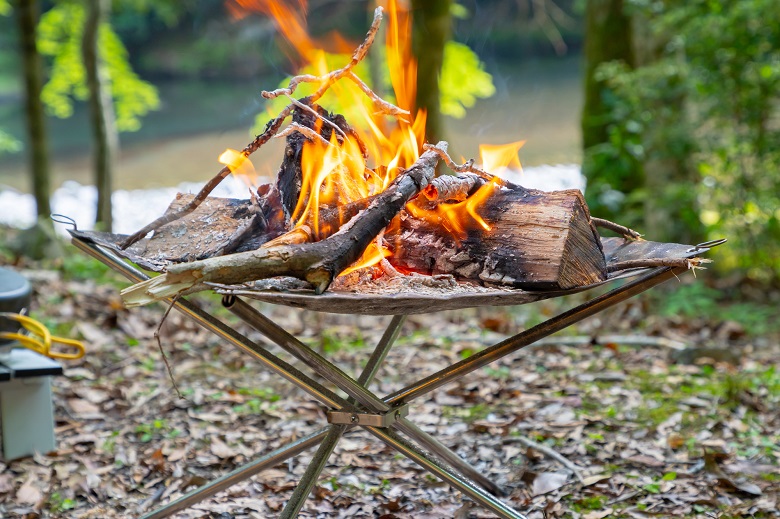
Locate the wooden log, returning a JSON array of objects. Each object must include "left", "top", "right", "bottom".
[
  {"left": 387, "top": 186, "right": 607, "bottom": 290},
  {"left": 275, "top": 101, "right": 366, "bottom": 221},
  {"left": 120, "top": 143, "right": 446, "bottom": 306}
]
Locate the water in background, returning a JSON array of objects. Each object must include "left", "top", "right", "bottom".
[{"left": 0, "top": 56, "right": 584, "bottom": 234}]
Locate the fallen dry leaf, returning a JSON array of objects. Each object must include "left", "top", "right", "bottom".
[
  {"left": 532, "top": 471, "right": 569, "bottom": 496},
  {"left": 583, "top": 509, "right": 613, "bottom": 519},
  {"left": 16, "top": 478, "right": 42, "bottom": 505}
]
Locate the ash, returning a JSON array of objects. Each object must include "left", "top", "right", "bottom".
[{"left": 329, "top": 268, "right": 513, "bottom": 296}]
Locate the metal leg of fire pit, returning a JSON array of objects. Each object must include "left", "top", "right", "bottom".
[
  {"left": 279, "top": 316, "right": 405, "bottom": 518},
  {"left": 384, "top": 266, "right": 683, "bottom": 406},
  {"left": 71, "top": 236, "right": 680, "bottom": 519},
  {"left": 226, "top": 299, "right": 506, "bottom": 497},
  {"left": 140, "top": 428, "right": 328, "bottom": 519},
  {"left": 73, "top": 238, "right": 525, "bottom": 518}
]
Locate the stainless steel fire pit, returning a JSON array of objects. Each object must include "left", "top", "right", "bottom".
[{"left": 69, "top": 229, "right": 723, "bottom": 519}]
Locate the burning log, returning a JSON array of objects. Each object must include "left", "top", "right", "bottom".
[
  {"left": 390, "top": 187, "right": 607, "bottom": 290},
  {"left": 116, "top": 3, "right": 702, "bottom": 308},
  {"left": 121, "top": 143, "right": 446, "bottom": 306}
]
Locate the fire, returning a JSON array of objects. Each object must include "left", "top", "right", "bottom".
[
  {"left": 226, "top": 1, "right": 525, "bottom": 274},
  {"left": 219, "top": 148, "right": 258, "bottom": 189},
  {"left": 340, "top": 240, "right": 392, "bottom": 277},
  {"left": 479, "top": 140, "right": 525, "bottom": 175},
  {"left": 406, "top": 141, "right": 524, "bottom": 240}
]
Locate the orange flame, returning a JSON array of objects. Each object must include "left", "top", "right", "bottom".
[
  {"left": 407, "top": 141, "right": 525, "bottom": 241},
  {"left": 479, "top": 140, "right": 525, "bottom": 174},
  {"left": 219, "top": 148, "right": 258, "bottom": 188},
  {"left": 340, "top": 240, "right": 392, "bottom": 276},
  {"left": 226, "top": 1, "right": 524, "bottom": 275}
]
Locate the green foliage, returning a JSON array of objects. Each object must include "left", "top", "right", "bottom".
[
  {"left": 439, "top": 41, "right": 495, "bottom": 118},
  {"left": 37, "top": 1, "right": 160, "bottom": 132},
  {"left": 0, "top": 128, "right": 20, "bottom": 154},
  {"left": 0, "top": 0, "right": 9, "bottom": 16},
  {"left": 592, "top": 0, "right": 780, "bottom": 283},
  {"left": 48, "top": 492, "right": 76, "bottom": 513},
  {"left": 657, "top": 283, "right": 780, "bottom": 335}
]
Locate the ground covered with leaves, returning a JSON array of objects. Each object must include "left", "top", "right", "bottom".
[{"left": 1, "top": 240, "right": 778, "bottom": 518}]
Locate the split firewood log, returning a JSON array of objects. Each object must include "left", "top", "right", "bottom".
[{"left": 388, "top": 186, "right": 607, "bottom": 290}]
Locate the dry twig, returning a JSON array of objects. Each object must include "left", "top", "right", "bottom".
[
  {"left": 423, "top": 143, "right": 494, "bottom": 181},
  {"left": 507, "top": 436, "right": 585, "bottom": 483},
  {"left": 154, "top": 294, "right": 184, "bottom": 399},
  {"left": 591, "top": 217, "right": 643, "bottom": 240},
  {"left": 607, "top": 257, "right": 710, "bottom": 273},
  {"left": 275, "top": 122, "right": 334, "bottom": 147}
]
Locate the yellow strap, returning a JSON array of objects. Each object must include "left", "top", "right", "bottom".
[{"left": 0, "top": 313, "right": 85, "bottom": 360}]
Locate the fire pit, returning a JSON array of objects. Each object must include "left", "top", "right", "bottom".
[
  {"left": 69, "top": 230, "right": 723, "bottom": 519},
  {"left": 65, "top": 3, "right": 726, "bottom": 517}
]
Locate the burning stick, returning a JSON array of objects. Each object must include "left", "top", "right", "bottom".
[
  {"left": 423, "top": 143, "right": 495, "bottom": 182},
  {"left": 119, "top": 6, "right": 405, "bottom": 250},
  {"left": 121, "top": 143, "right": 446, "bottom": 305},
  {"left": 422, "top": 173, "right": 486, "bottom": 202}
]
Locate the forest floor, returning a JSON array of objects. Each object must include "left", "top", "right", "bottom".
[{"left": 0, "top": 231, "right": 778, "bottom": 519}]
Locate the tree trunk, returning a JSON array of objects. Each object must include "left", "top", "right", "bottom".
[
  {"left": 15, "top": 0, "right": 50, "bottom": 218},
  {"left": 581, "top": 0, "right": 634, "bottom": 150},
  {"left": 83, "top": 0, "right": 118, "bottom": 231},
  {"left": 411, "top": 0, "right": 451, "bottom": 144}
]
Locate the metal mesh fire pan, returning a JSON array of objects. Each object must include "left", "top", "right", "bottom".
[{"left": 70, "top": 229, "right": 715, "bottom": 315}]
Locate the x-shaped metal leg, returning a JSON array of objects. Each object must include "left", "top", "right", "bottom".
[{"left": 72, "top": 237, "right": 681, "bottom": 519}]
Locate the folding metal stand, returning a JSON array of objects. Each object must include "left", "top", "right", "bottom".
[{"left": 71, "top": 235, "right": 707, "bottom": 519}]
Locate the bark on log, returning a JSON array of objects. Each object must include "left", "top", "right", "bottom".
[
  {"left": 388, "top": 187, "right": 607, "bottom": 290},
  {"left": 125, "top": 177, "right": 607, "bottom": 291}
]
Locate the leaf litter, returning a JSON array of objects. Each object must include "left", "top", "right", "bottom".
[{"left": 0, "top": 259, "right": 777, "bottom": 518}]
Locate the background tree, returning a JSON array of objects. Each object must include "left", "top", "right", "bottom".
[
  {"left": 411, "top": 0, "right": 451, "bottom": 145},
  {"left": 591, "top": 0, "right": 780, "bottom": 284},
  {"left": 14, "top": 0, "right": 51, "bottom": 219},
  {"left": 83, "top": 0, "right": 116, "bottom": 230},
  {"left": 580, "top": 0, "right": 637, "bottom": 225},
  {"left": 37, "top": 0, "right": 160, "bottom": 231}
]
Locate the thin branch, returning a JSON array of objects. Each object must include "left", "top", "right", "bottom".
[
  {"left": 286, "top": 94, "right": 348, "bottom": 141},
  {"left": 423, "top": 143, "right": 492, "bottom": 180},
  {"left": 422, "top": 143, "right": 521, "bottom": 192},
  {"left": 591, "top": 218, "right": 642, "bottom": 240},
  {"left": 346, "top": 72, "right": 410, "bottom": 120},
  {"left": 275, "top": 122, "right": 334, "bottom": 147},
  {"left": 262, "top": 6, "right": 383, "bottom": 104},
  {"left": 607, "top": 257, "right": 711, "bottom": 273},
  {"left": 154, "top": 294, "right": 184, "bottom": 400},
  {"left": 506, "top": 436, "right": 585, "bottom": 483}
]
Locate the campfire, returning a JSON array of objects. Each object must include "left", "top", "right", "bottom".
[{"left": 79, "top": 2, "right": 707, "bottom": 309}]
